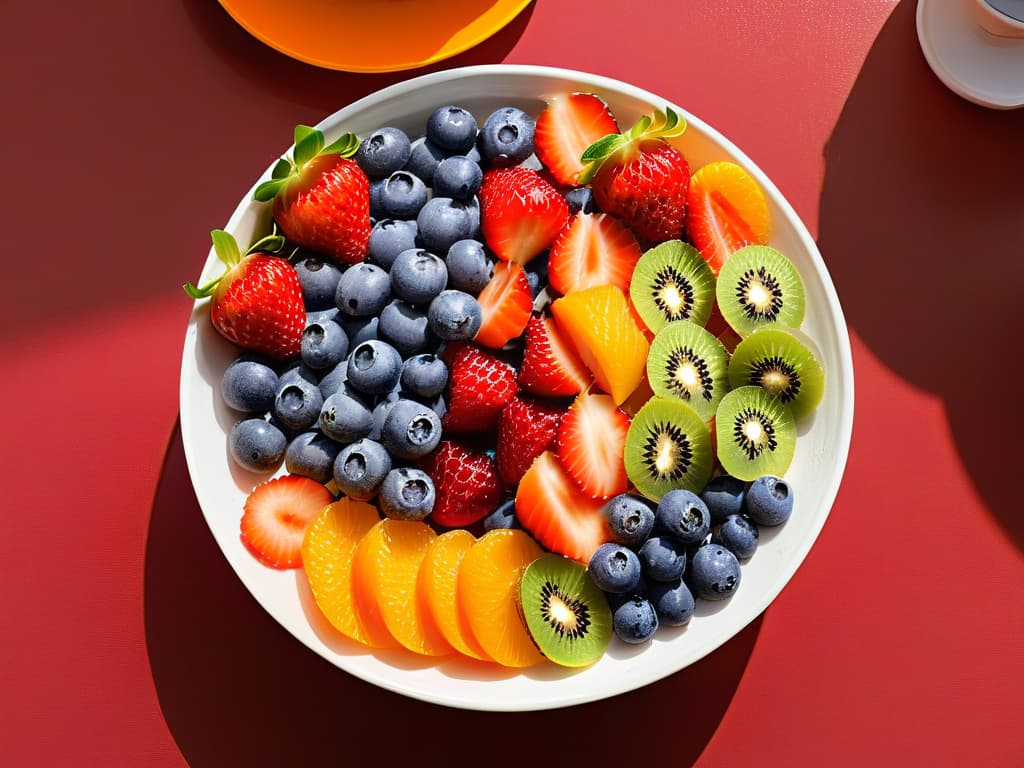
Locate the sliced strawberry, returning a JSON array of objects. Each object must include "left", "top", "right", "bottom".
[
  {"left": 478, "top": 168, "right": 569, "bottom": 265},
  {"left": 495, "top": 394, "right": 566, "bottom": 487},
  {"left": 442, "top": 344, "right": 518, "bottom": 432},
  {"left": 535, "top": 93, "right": 619, "bottom": 186},
  {"left": 473, "top": 261, "right": 533, "bottom": 349},
  {"left": 240, "top": 475, "right": 334, "bottom": 569},
  {"left": 420, "top": 441, "right": 503, "bottom": 527},
  {"left": 556, "top": 391, "right": 630, "bottom": 499},
  {"left": 547, "top": 213, "right": 642, "bottom": 295},
  {"left": 518, "top": 315, "right": 592, "bottom": 398},
  {"left": 515, "top": 451, "right": 611, "bottom": 563}
]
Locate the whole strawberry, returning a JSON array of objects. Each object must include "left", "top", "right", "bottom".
[
  {"left": 578, "top": 107, "right": 689, "bottom": 244},
  {"left": 495, "top": 394, "right": 565, "bottom": 487},
  {"left": 420, "top": 441, "right": 504, "bottom": 528},
  {"left": 254, "top": 126, "right": 370, "bottom": 265},
  {"left": 184, "top": 229, "right": 304, "bottom": 360}
]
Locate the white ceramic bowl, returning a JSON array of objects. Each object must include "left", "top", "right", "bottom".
[{"left": 179, "top": 65, "right": 855, "bottom": 711}]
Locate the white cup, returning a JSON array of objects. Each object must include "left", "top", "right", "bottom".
[{"left": 972, "top": 0, "right": 1024, "bottom": 37}]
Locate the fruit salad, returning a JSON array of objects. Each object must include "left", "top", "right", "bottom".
[{"left": 185, "top": 92, "right": 825, "bottom": 669}]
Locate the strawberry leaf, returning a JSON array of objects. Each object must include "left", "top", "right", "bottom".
[
  {"left": 294, "top": 129, "right": 325, "bottom": 166},
  {"left": 580, "top": 134, "right": 623, "bottom": 162},
  {"left": 211, "top": 229, "right": 241, "bottom": 267},
  {"left": 271, "top": 158, "right": 292, "bottom": 180},
  {"left": 322, "top": 132, "right": 360, "bottom": 158},
  {"left": 253, "top": 178, "right": 287, "bottom": 202},
  {"left": 294, "top": 124, "right": 318, "bottom": 147}
]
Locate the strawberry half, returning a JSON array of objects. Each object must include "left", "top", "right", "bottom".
[
  {"left": 478, "top": 167, "right": 569, "bottom": 265},
  {"left": 515, "top": 451, "right": 611, "bottom": 563},
  {"left": 473, "top": 261, "right": 533, "bottom": 349},
  {"left": 254, "top": 126, "right": 370, "bottom": 265},
  {"left": 420, "top": 441, "right": 504, "bottom": 527},
  {"left": 534, "top": 93, "right": 619, "bottom": 186},
  {"left": 556, "top": 391, "right": 631, "bottom": 500},
  {"left": 547, "top": 212, "right": 642, "bottom": 295},
  {"left": 495, "top": 394, "right": 566, "bottom": 487},
  {"left": 442, "top": 344, "right": 518, "bottom": 432},
  {"left": 518, "top": 315, "right": 591, "bottom": 398},
  {"left": 184, "top": 229, "right": 304, "bottom": 360},
  {"left": 240, "top": 475, "right": 334, "bottom": 569},
  {"left": 580, "top": 108, "right": 690, "bottom": 244}
]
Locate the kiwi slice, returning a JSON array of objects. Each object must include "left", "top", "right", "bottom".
[
  {"left": 647, "top": 320, "right": 730, "bottom": 421},
  {"left": 624, "top": 396, "right": 713, "bottom": 501},
  {"left": 715, "top": 386, "right": 796, "bottom": 481},
  {"left": 629, "top": 241, "right": 715, "bottom": 333},
  {"left": 519, "top": 554, "right": 611, "bottom": 667},
  {"left": 729, "top": 328, "right": 825, "bottom": 421},
  {"left": 716, "top": 245, "right": 805, "bottom": 337}
]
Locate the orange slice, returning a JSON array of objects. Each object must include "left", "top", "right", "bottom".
[{"left": 686, "top": 161, "right": 771, "bottom": 274}]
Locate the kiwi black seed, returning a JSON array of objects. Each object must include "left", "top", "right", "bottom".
[
  {"left": 519, "top": 553, "right": 611, "bottom": 667},
  {"left": 716, "top": 245, "right": 805, "bottom": 337},
  {"left": 629, "top": 240, "right": 716, "bottom": 333},
  {"left": 647, "top": 320, "right": 730, "bottom": 421},
  {"left": 729, "top": 327, "right": 825, "bottom": 421},
  {"left": 624, "top": 396, "right": 713, "bottom": 501},
  {"left": 715, "top": 386, "right": 796, "bottom": 481}
]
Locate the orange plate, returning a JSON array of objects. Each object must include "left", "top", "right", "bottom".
[{"left": 218, "top": 0, "right": 534, "bottom": 73}]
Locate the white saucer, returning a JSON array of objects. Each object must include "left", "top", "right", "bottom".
[{"left": 917, "top": 0, "right": 1024, "bottom": 109}]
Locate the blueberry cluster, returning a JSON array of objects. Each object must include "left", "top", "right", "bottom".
[{"left": 587, "top": 475, "right": 794, "bottom": 644}]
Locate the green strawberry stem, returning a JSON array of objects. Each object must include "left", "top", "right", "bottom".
[
  {"left": 577, "top": 107, "right": 686, "bottom": 185},
  {"left": 252, "top": 125, "right": 360, "bottom": 203},
  {"left": 182, "top": 227, "right": 286, "bottom": 299}
]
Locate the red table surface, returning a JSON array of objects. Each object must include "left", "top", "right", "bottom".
[{"left": 3, "top": 0, "right": 1022, "bottom": 765}]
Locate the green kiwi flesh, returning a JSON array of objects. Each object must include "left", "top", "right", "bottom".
[
  {"left": 716, "top": 245, "right": 805, "bottom": 337},
  {"left": 647, "top": 320, "right": 730, "bottom": 421},
  {"left": 629, "top": 240, "right": 715, "bottom": 333},
  {"left": 624, "top": 396, "right": 713, "bottom": 501},
  {"left": 715, "top": 386, "right": 796, "bottom": 481},
  {"left": 729, "top": 327, "right": 825, "bottom": 421},
  {"left": 519, "top": 554, "right": 610, "bottom": 667}
]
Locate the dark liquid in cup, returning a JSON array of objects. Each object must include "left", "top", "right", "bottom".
[{"left": 985, "top": 0, "right": 1024, "bottom": 23}]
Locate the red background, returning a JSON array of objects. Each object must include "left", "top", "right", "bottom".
[{"left": 3, "top": 1, "right": 1022, "bottom": 765}]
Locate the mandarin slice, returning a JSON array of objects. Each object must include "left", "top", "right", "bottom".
[
  {"left": 458, "top": 530, "right": 545, "bottom": 668},
  {"left": 301, "top": 498, "right": 394, "bottom": 648},
  {"left": 418, "top": 529, "right": 492, "bottom": 662},
  {"left": 353, "top": 519, "right": 453, "bottom": 657},
  {"left": 551, "top": 285, "right": 650, "bottom": 405},
  {"left": 686, "top": 161, "right": 771, "bottom": 274}
]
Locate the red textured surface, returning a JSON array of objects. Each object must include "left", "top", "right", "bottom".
[{"left": 3, "top": 1, "right": 1022, "bottom": 766}]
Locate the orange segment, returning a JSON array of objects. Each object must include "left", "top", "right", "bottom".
[
  {"left": 301, "top": 498, "right": 394, "bottom": 648},
  {"left": 686, "top": 161, "right": 770, "bottom": 274},
  {"left": 353, "top": 519, "right": 452, "bottom": 657},
  {"left": 551, "top": 285, "right": 650, "bottom": 405},
  {"left": 458, "top": 530, "right": 545, "bottom": 668},
  {"left": 418, "top": 529, "right": 492, "bottom": 662}
]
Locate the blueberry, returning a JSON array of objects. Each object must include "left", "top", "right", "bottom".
[
  {"left": 318, "top": 360, "right": 351, "bottom": 399},
  {"left": 306, "top": 307, "right": 340, "bottom": 326},
  {"left": 432, "top": 156, "right": 483, "bottom": 201},
  {"left": 229, "top": 417, "right": 287, "bottom": 473},
  {"left": 378, "top": 301, "right": 431, "bottom": 357},
  {"left": 301, "top": 320, "right": 350, "bottom": 371},
  {"left": 368, "top": 177, "right": 387, "bottom": 220},
  {"left": 688, "top": 544, "right": 742, "bottom": 601},
  {"left": 483, "top": 498, "right": 519, "bottom": 531},
  {"left": 589, "top": 543, "right": 642, "bottom": 594},
  {"left": 319, "top": 391, "right": 373, "bottom": 443},
  {"left": 712, "top": 514, "right": 759, "bottom": 560},
  {"left": 524, "top": 251, "right": 549, "bottom": 298},
  {"left": 464, "top": 142, "right": 482, "bottom": 165},
  {"left": 426, "top": 105, "right": 478, "bottom": 154},
  {"left": 611, "top": 595, "right": 659, "bottom": 644},
  {"left": 355, "top": 126, "right": 412, "bottom": 178},
  {"left": 294, "top": 257, "right": 343, "bottom": 310},
  {"left": 333, "top": 438, "right": 392, "bottom": 500},
  {"left": 638, "top": 535, "right": 688, "bottom": 582},
  {"left": 273, "top": 378, "right": 324, "bottom": 432},
  {"left": 647, "top": 578, "right": 696, "bottom": 627},
  {"left": 284, "top": 431, "right": 342, "bottom": 484},
  {"left": 380, "top": 398, "right": 442, "bottom": 460},
  {"left": 602, "top": 494, "right": 656, "bottom": 549},
  {"left": 341, "top": 315, "right": 379, "bottom": 347},
  {"left": 745, "top": 476, "right": 794, "bottom": 526},
  {"left": 416, "top": 197, "right": 476, "bottom": 254},
  {"left": 388, "top": 249, "right": 445, "bottom": 304},
  {"left": 427, "top": 290, "right": 482, "bottom": 341},
  {"left": 368, "top": 219, "right": 418, "bottom": 269},
  {"left": 221, "top": 355, "right": 278, "bottom": 413},
  {"left": 427, "top": 392, "right": 447, "bottom": 421},
  {"left": 478, "top": 107, "right": 535, "bottom": 167},
  {"left": 336, "top": 263, "right": 391, "bottom": 317},
  {"left": 369, "top": 397, "right": 397, "bottom": 441},
  {"left": 701, "top": 474, "right": 747, "bottom": 525},
  {"left": 445, "top": 239, "right": 492, "bottom": 295},
  {"left": 346, "top": 340, "right": 402, "bottom": 396},
  {"left": 564, "top": 186, "right": 598, "bottom": 215},
  {"left": 400, "top": 354, "right": 448, "bottom": 399},
  {"left": 655, "top": 490, "right": 711, "bottom": 546},
  {"left": 278, "top": 360, "right": 318, "bottom": 387},
  {"left": 379, "top": 170, "right": 428, "bottom": 220},
  {"left": 379, "top": 467, "right": 436, "bottom": 521},
  {"left": 404, "top": 136, "right": 445, "bottom": 185}
]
